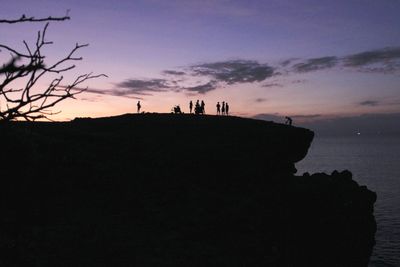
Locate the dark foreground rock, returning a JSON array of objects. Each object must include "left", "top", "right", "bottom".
[{"left": 0, "top": 114, "right": 376, "bottom": 266}]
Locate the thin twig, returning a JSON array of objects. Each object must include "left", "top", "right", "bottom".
[
  {"left": 0, "top": 16, "right": 106, "bottom": 122},
  {"left": 0, "top": 15, "right": 70, "bottom": 24}
]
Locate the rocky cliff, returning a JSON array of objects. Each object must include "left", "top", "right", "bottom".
[{"left": 0, "top": 114, "right": 376, "bottom": 266}]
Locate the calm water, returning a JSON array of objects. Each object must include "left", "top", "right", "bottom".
[{"left": 296, "top": 135, "right": 400, "bottom": 267}]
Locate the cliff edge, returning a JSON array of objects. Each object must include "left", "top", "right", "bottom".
[{"left": 0, "top": 114, "right": 376, "bottom": 266}]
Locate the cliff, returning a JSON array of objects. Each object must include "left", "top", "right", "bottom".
[{"left": 0, "top": 114, "right": 376, "bottom": 266}]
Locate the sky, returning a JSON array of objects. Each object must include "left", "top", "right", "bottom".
[{"left": 1, "top": 0, "right": 400, "bottom": 132}]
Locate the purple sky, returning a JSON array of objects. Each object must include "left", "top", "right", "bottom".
[{"left": 1, "top": 0, "right": 400, "bottom": 123}]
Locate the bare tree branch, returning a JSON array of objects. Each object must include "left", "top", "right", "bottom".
[
  {"left": 0, "top": 15, "right": 70, "bottom": 24},
  {"left": 0, "top": 15, "right": 106, "bottom": 122}
]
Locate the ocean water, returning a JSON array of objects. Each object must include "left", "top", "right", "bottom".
[{"left": 296, "top": 135, "right": 400, "bottom": 267}]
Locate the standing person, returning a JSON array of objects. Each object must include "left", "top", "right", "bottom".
[
  {"left": 137, "top": 101, "right": 141, "bottom": 113},
  {"left": 221, "top": 101, "right": 225, "bottom": 115},
  {"left": 225, "top": 102, "right": 229, "bottom": 116},
  {"left": 195, "top": 100, "right": 200, "bottom": 114},
  {"left": 201, "top": 100, "right": 205, "bottom": 114},
  {"left": 189, "top": 100, "right": 193, "bottom": 114},
  {"left": 216, "top": 102, "right": 221, "bottom": 115}
]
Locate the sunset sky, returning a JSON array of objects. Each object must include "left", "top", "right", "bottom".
[{"left": 1, "top": 0, "right": 400, "bottom": 124}]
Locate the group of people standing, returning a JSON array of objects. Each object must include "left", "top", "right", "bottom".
[
  {"left": 137, "top": 100, "right": 295, "bottom": 125},
  {"left": 216, "top": 101, "right": 229, "bottom": 115},
  {"left": 188, "top": 100, "right": 230, "bottom": 115},
  {"left": 189, "top": 100, "right": 206, "bottom": 115},
  {"left": 137, "top": 100, "right": 230, "bottom": 116}
]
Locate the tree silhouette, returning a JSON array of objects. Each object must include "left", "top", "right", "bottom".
[{"left": 0, "top": 14, "right": 106, "bottom": 122}]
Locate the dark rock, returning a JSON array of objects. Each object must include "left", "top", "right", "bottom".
[{"left": 0, "top": 114, "right": 376, "bottom": 266}]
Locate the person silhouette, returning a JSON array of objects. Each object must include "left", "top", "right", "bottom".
[
  {"left": 201, "top": 100, "right": 205, "bottom": 114},
  {"left": 195, "top": 100, "right": 200, "bottom": 114},
  {"left": 221, "top": 101, "right": 225, "bottom": 115},
  {"left": 174, "top": 105, "right": 181, "bottom": 114},
  {"left": 189, "top": 100, "right": 193, "bottom": 114},
  {"left": 285, "top": 116, "right": 293, "bottom": 125},
  {"left": 216, "top": 102, "right": 221, "bottom": 115},
  {"left": 137, "top": 101, "right": 141, "bottom": 113},
  {"left": 225, "top": 102, "right": 229, "bottom": 116}
]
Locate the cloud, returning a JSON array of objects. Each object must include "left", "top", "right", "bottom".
[
  {"left": 69, "top": 86, "right": 143, "bottom": 100},
  {"left": 162, "top": 70, "right": 186, "bottom": 76},
  {"left": 341, "top": 47, "right": 400, "bottom": 74},
  {"left": 344, "top": 47, "right": 400, "bottom": 67},
  {"left": 190, "top": 60, "right": 276, "bottom": 84},
  {"left": 291, "top": 114, "right": 321, "bottom": 119},
  {"left": 110, "top": 60, "right": 277, "bottom": 97},
  {"left": 79, "top": 96, "right": 100, "bottom": 102},
  {"left": 262, "top": 82, "right": 283, "bottom": 88},
  {"left": 105, "top": 46, "right": 400, "bottom": 99},
  {"left": 83, "top": 88, "right": 143, "bottom": 99},
  {"left": 280, "top": 58, "right": 299, "bottom": 67},
  {"left": 116, "top": 79, "right": 174, "bottom": 95},
  {"left": 285, "top": 47, "right": 400, "bottom": 75},
  {"left": 182, "top": 80, "right": 218, "bottom": 94},
  {"left": 293, "top": 56, "right": 338, "bottom": 73},
  {"left": 255, "top": 98, "right": 267, "bottom": 103},
  {"left": 358, "top": 100, "right": 379, "bottom": 106},
  {"left": 278, "top": 47, "right": 400, "bottom": 75},
  {"left": 290, "top": 114, "right": 322, "bottom": 122},
  {"left": 291, "top": 79, "right": 307, "bottom": 84}
]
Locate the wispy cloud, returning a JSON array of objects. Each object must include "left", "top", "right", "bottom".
[
  {"left": 262, "top": 82, "right": 283, "bottom": 88},
  {"left": 291, "top": 114, "right": 321, "bottom": 119},
  {"left": 79, "top": 96, "right": 101, "bottom": 102},
  {"left": 190, "top": 60, "right": 276, "bottom": 84},
  {"left": 115, "top": 79, "right": 176, "bottom": 95},
  {"left": 293, "top": 56, "right": 338, "bottom": 73},
  {"left": 182, "top": 80, "right": 218, "bottom": 94},
  {"left": 69, "top": 86, "right": 143, "bottom": 100},
  {"left": 109, "top": 60, "right": 277, "bottom": 96},
  {"left": 342, "top": 47, "right": 400, "bottom": 74},
  {"left": 291, "top": 79, "right": 307, "bottom": 84},
  {"left": 280, "top": 47, "right": 400, "bottom": 75},
  {"left": 280, "top": 58, "right": 299, "bottom": 67},
  {"left": 162, "top": 70, "right": 186, "bottom": 76},
  {"left": 103, "top": 46, "right": 400, "bottom": 98},
  {"left": 344, "top": 47, "right": 400, "bottom": 67},
  {"left": 255, "top": 98, "right": 267, "bottom": 103},
  {"left": 358, "top": 100, "right": 380, "bottom": 106}
]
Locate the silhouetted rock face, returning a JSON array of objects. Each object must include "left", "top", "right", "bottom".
[{"left": 0, "top": 114, "right": 376, "bottom": 266}]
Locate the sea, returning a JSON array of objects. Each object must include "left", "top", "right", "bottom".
[{"left": 296, "top": 135, "right": 400, "bottom": 267}]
